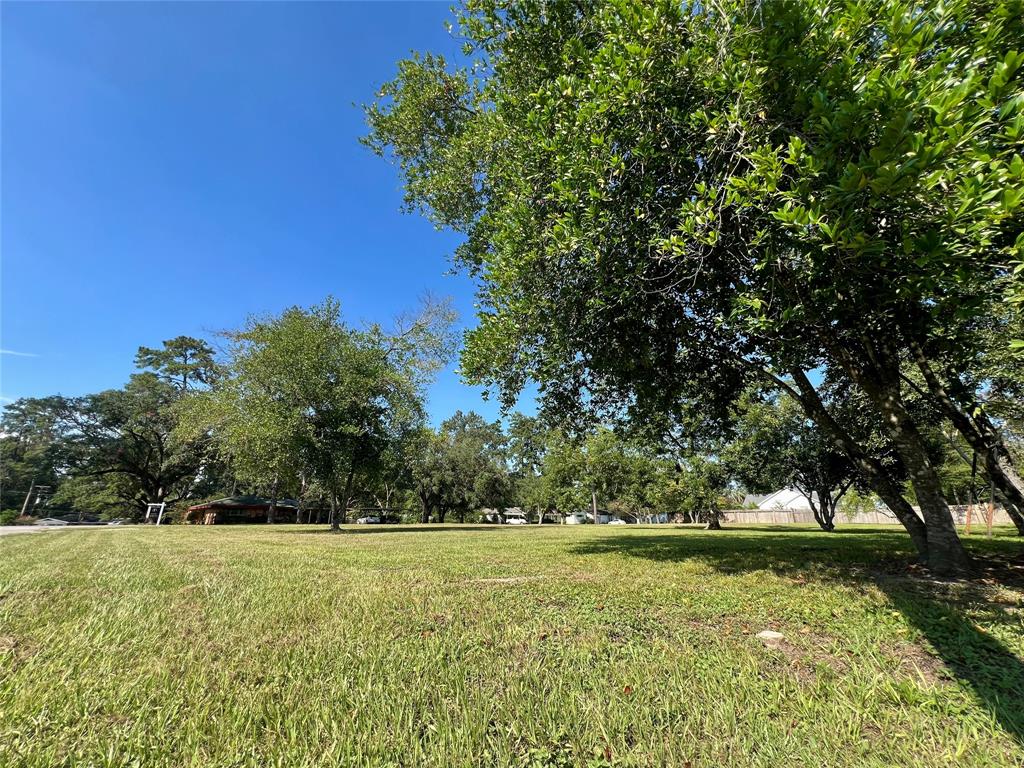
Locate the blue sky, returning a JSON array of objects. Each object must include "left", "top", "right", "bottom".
[{"left": 1, "top": 1, "right": 533, "bottom": 424}]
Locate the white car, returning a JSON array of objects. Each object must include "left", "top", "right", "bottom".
[
  {"left": 504, "top": 516, "right": 529, "bottom": 525},
  {"left": 356, "top": 516, "right": 381, "bottom": 524},
  {"left": 607, "top": 518, "right": 627, "bottom": 525},
  {"left": 34, "top": 518, "right": 69, "bottom": 526}
]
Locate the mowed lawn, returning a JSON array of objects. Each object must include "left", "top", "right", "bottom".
[{"left": 1, "top": 525, "right": 1023, "bottom": 768}]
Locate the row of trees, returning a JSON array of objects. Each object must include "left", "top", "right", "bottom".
[
  {"left": 1, "top": 298, "right": 455, "bottom": 525},
  {"left": 364, "top": 0, "right": 1024, "bottom": 573},
  {"left": 0, "top": 301, "right": 727, "bottom": 525},
  {"left": 1, "top": 299, "right": 1005, "bottom": 532}
]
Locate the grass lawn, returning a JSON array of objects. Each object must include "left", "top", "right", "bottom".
[{"left": 1, "top": 524, "right": 1023, "bottom": 768}]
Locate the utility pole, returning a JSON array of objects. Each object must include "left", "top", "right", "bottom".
[{"left": 19, "top": 481, "right": 35, "bottom": 518}]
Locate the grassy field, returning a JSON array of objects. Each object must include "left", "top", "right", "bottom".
[{"left": 1, "top": 524, "right": 1022, "bottom": 768}]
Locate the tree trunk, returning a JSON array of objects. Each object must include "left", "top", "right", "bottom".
[
  {"left": 986, "top": 451, "right": 1024, "bottom": 535},
  {"left": 297, "top": 475, "right": 307, "bottom": 524},
  {"left": 810, "top": 486, "right": 836, "bottom": 532},
  {"left": 266, "top": 477, "right": 278, "bottom": 524},
  {"left": 910, "top": 341, "right": 1024, "bottom": 535},
  {"left": 867, "top": 376, "right": 971, "bottom": 575},
  {"left": 998, "top": 495, "right": 1024, "bottom": 534},
  {"left": 806, "top": 332, "right": 973, "bottom": 572},
  {"left": 339, "top": 459, "right": 357, "bottom": 526},
  {"left": 329, "top": 492, "right": 340, "bottom": 531},
  {"left": 788, "top": 369, "right": 930, "bottom": 559}
]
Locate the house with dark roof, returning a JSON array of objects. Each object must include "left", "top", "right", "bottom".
[{"left": 185, "top": 496, "right": 301, "bottom": 525}]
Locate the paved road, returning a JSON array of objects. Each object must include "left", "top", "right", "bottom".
[
  {"left": 0, "top": 526, "right": 53, "bottom": 537},
  {"left": 0, "top": 525, "right": 123, "bottom": 537}
]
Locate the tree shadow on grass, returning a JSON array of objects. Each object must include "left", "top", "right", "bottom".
[
  {"left": 291, "top": 524, "right": 513, "bottom": 536},
  {"left": 569, "top": 530, "right": 1024, "bottom": 745},
  {"left": 721, "top": 524, "right": 915, "bottom": 536}
]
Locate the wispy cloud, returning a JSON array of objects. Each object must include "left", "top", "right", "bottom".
[{"left": 0, "top": 349, "right": 38, "bottom": 357}]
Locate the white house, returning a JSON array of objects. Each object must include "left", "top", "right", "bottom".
[{"left": 753, "top": 488, "right": 817, "bottom": 512}]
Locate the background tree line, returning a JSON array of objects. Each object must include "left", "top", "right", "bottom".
[{"left": 2, "top": 290, "right": 1005, "bottom": 530}]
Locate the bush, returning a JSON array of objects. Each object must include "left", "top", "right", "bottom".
[{"left": 0, "top": 509, "right": 19, "bottom": 525}]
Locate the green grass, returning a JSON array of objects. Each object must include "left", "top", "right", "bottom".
[{"left": 1, "top": 524, "right": 1022, "bottom": 767}]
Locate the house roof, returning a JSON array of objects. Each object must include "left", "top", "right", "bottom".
[
  {"left": 756, "top": 488, "right": 817, "bottom": 510},
  {"left": 187, "top": 496, "right": 300, "bottom": 512}
]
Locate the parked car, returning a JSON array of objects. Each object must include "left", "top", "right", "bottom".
[
  {"left": 356, "top": 516, "right": 382, "bottom": 524},
  {"left": 564, "top": 512, "right": 587, "bottom": 525},
  {"left": 504, "top": 514, "right": 529, "bottom": 525},
  {"left": 586, "top": 512, "right": 618, "bottom": 524},
  {"left": 607, "top": 518, "right": 627, "bottom": 525}
]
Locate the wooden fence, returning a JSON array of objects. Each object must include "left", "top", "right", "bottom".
[{"left": 721, "top": 505, "right": 1013, "bottom": 527}]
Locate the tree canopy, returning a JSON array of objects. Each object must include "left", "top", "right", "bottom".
[
  {"left": 366, "top": 0, "right": 1024, "bottom": 573},
  {"left": 180, "top": 296, "right": 456, "bottom": 527}
]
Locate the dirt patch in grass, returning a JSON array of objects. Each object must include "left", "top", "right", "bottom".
[
  {"left": 758, "top": 627, "right": 948, "bottom": 688},
  {"left": 756, "top": 630, "right": 853, "bottom": 685},
  {"left": 471, "top": 575, "right": 545, "bottom": 584},
  {"left": 0, "top": 634, "right": 37, "bottom": 669},
  {"left": 775, "top": 641, "right": 822, "bottom": 683},
  {"left": 892, "top": 641, "right": 948, "bottom": 685}
]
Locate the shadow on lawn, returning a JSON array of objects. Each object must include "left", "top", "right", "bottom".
[
  {"left": 570, "top": 530, "right": 1024, "bottom": 745},
  {"left": 293, "top": 525, "right": 512, "bottom": 535}
]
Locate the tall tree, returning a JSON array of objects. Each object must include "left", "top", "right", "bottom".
[
  {"left": 409, "top": 411, "right": 511, "bottom": 523},
  {"left": 726, "top": 393, "right": 858, "bottom": 532},
  {"left": 135, "top": 336, "right": 217, "bottom": 391},
  {"left": 56, "top": 372, "right": 209, "bottom": 514},
  {"left": 507, "top": 413, "right": 553, "bottom": 521},
  {"left": 2, "top": 337, "right": 226, "bottom": 519},
  {"left": 366, "top": 0, "right": 1024, "bottom": 573},
  {"left": 0, "top": 397, "right": 70, "bottom": 513},
  {"left": 181, "top": 297, "right": 454, "bottom": 528}
]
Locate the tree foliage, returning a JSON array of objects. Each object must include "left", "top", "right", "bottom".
[
  {"left": 180, "top": 297, "right": 455, "bottom": 527},
  {"left": 367, "top": 0, "right": 1024, "bottom": 572}
]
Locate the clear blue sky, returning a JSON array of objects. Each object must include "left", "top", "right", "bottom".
[{"left": 1, "top": 1, "right": 533, "bottom": 424}]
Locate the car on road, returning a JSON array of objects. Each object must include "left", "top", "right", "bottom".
[
  {"left": 33, "top": 518, "right": 69, "bottom": 526},
  {"left": 356, "top": 516, "right": 382, "bottom": 524}
]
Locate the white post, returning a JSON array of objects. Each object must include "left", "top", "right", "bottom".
[{"left": 155, "top": 503, "right": 166, "bottom": 526}]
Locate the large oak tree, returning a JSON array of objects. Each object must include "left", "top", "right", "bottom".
[{"left": 366, "top": 0, "right": 1023, "bottom": 574}]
